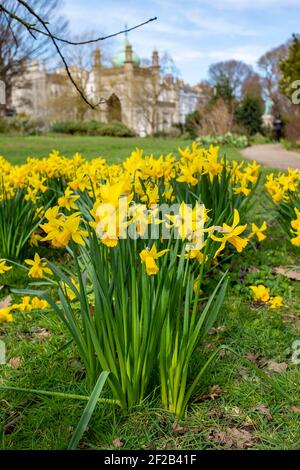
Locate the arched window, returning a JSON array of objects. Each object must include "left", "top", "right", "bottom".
[{"left": 107, "top": 94, "right": 122, "bottom": 122}]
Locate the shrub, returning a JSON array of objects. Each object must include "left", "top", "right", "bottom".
[
  {"left": 184, "top": 110, "right": 202, "bottom": 138},
  {"left": 196, "top": 132, "right": 249, "bottom": 149},
  {"left": 0, "top": 116, "right": 47, "bottom": 135},
  {"left": 200, "top": 99, "right": 234, "bottom": 135},
  {"left": 284, "top": 115, "right": 300, "bottom": 142},
  {"left": 50, "top": 120, "right": 135, "bottom": 137}
]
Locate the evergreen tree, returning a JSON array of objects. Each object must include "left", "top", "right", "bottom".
[
  {"left": 235, "top": 94, "right": 263, "bottom": 136},
  {"left": 280, "top": 34, "right": 300, "bottom": 100}
]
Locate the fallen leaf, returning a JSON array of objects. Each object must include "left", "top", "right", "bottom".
[
  {"left": 210, "top": 427, "right": 256, "bottom": 449},
  {"left": 273, "top": 267, "right": 300, "bottom": 281},
  {"left": 266, "top": 360, "right": 287, "bottom": 373},
  {"left": 255, "top": 404, "right": 273, "bottom": 421},
  {"left": 208, "top": 326, "right": 226, "bottom": 335},
  {"left": 241, "top": 417, "right": 255, "bottom": 429},
  {"left": 112, "top": 437, "right": 123, "bottom": 448},
  {"left": 143, "top": 442, "right": 157, "bottom": 450},
  {"left": 245, "top": 353, "right": 269, "bottom": 367},
  {"left": 0, "top": 295, "right": 12, "bottom": 309},
  {"left": 172, "top": 420, "right": 200, "bottom": 434},
  {"left": 8, "top": 357, "right": 23, "bottom": 368},
  {"left": 246, "top": 352, "right": 260, "bottom": 363},
  {"left": 248, "top": 267, "right": 260, "bottom": 273},
  {"left": 290, "top": 405, "right": 300, "bottom": 413},
  {"left": 207, "top": 407, "right": 224, "bottom": 418},
  {"left": 196, "top": 385, "right": 222, "bottom": 402},
  {"left": 209, "top": 385, "right": 223, "bottom": 399},
  {"left": 4, "top": 415, "right": 22, "bottom": 434},
  {"left": 172, "top": 421, "right": 191, "bottom": 434},
  {"left": 30, "top": 328, "right": 51, "bottom": 342}
]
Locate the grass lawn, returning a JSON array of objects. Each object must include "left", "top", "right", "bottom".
[
  {"left": 1, "top": 138, "right": 299, "bottom": 450},
  {"left": 0, "top": 134, "right": 243, "bottom": 164}
]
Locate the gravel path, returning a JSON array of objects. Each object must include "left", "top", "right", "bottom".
[{"left": 241, "top": 144, "right": 300, "bottom": 170}]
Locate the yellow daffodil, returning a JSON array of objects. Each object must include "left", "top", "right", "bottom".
[
  {"left": 15, "top": 296, "right": 32, "bottom": 312},
  {"left": 176, "top": 165, "right": 198, "bottom": 186},
  {"left": 268, "top": 296, "right": 284, "bottom": 309},
  {"left": 0, "top": 260, "right": 12, "bottom": 275},
  {"left": 250, "top": 285, "right": 270, "bottom": 303},
  {"left": 58, "top": 187, "right": 80, "bottom": 211},
  {"left": 29, "top": 232, "right": 43, "bottom": 247},
  {"left": 233, "top": 184, "right": 251, "bottom": 197},
  {"left": 0, "top": 306, "right": 13, "bottom": 322},
  {"left": 61, "top": 279, "right": 80, "bottom": 301},
  {"left": 12, "top": 296, "right": 49, "bottom": 312},
  {"left": 249, "top": 222, "right": 267, "bottom": 242},
  {"left": 25, "top": 253, "right": 52, "bottom": 279},
  {"left": 31, "top": 297, "right": 49, "bottom": 310},
  {"left": 211, "top": 209, "right": 248, "bottom": 257},
  {"left": 41, "top": 209, "right": 88, "bottom": 248},
  {"left": 140, "top": 244, "right": 169, "bottom": 276}
]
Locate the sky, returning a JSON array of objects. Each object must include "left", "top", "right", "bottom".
[{"left": 61, "top": 0, "right": 300, "bottom": 85}]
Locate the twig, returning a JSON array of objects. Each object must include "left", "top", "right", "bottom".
[{"left": 30, "top": 17, "right": 158, "bottom": 45}]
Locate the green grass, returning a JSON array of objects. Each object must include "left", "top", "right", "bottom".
[
  {"left": 0, "top": 134, "right": 243, "bottom": 165},
  {"left": 0, "top": 137, "right": 299, "bottom": 450}
]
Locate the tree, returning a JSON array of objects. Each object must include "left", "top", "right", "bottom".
[
  {"left": 212, "top": 73, "right": 235, "bottom": 109},
  {"left": 258, "top": 42, "right": 290, "bottom": 111},
  {"left": 184, "top": 110, "right": 202, "bottom": 137},
  {"left": 130, "top": 72, "right": 163, "bottom": 135},
  {"left": 49, "top": 32, "right": 113, "bottom": 121},
  {"left": 208, "top": 60, "right": 254, "bottom": 100},
  {"left": 242, "top": 72, "right": 263, "bottom": 99},
  {"left": 0, "top": 0, "right": 68, "bottom": 110},
  {"left": 279, "top": 34, "right": 300, "bottom": 103},
  {"left": 235, "top": 93, "right": 263, "bottom": 136},
  {"left": 0, "top": 1, "right": 157, "bottom": 109},
  {"left": 48, "top": 67, "right": 90, "bottom": 121}
]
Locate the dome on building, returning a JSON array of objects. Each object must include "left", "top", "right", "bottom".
[{"left": 112, "top": 40, "right": 140, "bottom": 67}]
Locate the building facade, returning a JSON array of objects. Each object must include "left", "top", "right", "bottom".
[{"left": 11, "top": 41, "right": 200, "bottom": 135}]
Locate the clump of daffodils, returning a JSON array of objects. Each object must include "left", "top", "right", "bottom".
[
  {"left": 291, "top": 208, "right": 300, "bottom": 247},
  {"left": 0, "top": 296, "right": 49, "bottom": 323},
  {"left": 265, "top": 169, "right": 300, "bottom": 204},
  {"left": 250, "top": 285, "right": 284, "bottom": 309},
  {"left": 1, "top": 144, "right": 264, "bottom": 290},
  {"left": 265, "top": 169, "right": 300, "bottom": 248}
]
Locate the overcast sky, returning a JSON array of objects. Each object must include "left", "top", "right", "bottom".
[{"left": 61, "top": 0, "right": 300, "bottom": 85}]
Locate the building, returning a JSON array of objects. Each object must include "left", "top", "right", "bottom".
[
  {"left": 177, "top": 82, "right": 201, "bottom": 124},
  {"left": 11, "top": 41, "right": 200, "bottom": 135}
]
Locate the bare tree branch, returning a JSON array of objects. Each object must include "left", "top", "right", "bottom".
[{"left": 30, "top": 17, "right": 158, "bottom": 45}]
